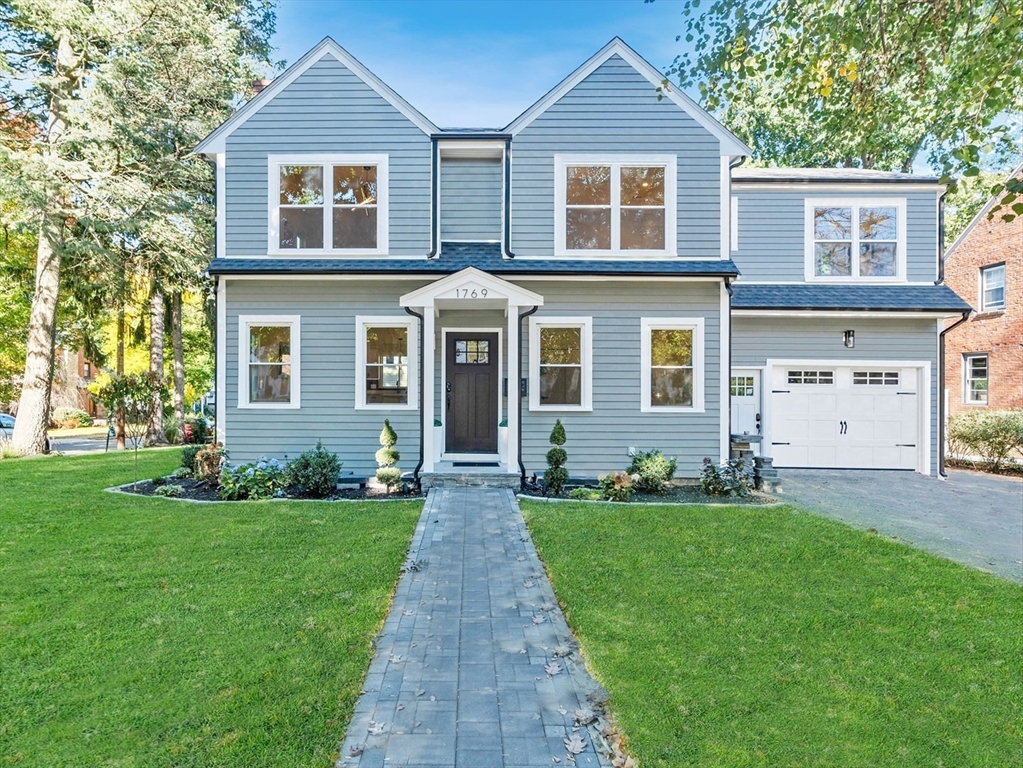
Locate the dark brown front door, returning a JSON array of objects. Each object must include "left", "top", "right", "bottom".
[{"left": 446, "top": 333, "right": 499, "bottom": 453}]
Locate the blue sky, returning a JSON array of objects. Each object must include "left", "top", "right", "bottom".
[{"left": 271, "top": 0, "right": 694, "bottom": 128}]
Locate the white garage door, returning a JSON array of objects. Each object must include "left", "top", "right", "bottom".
[{"left": 769, "top": 366, "right": 919, "bottom": 470}]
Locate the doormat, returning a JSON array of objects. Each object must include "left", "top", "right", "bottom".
[{"left": 452, "top": 462, "right": 500, "bottom": 468}]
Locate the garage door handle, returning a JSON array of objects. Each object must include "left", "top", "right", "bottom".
[
  {"left": 896, "top": 391, "right": 915, "bottom": 395},
  {"left": 896, "top": 443, "right": 916, "bottom": 447},
  {"left": 772, "top": 389, "right": 790, "bottom": 393},
  {"left": 772, "top": 442, "right": 790, "bottom": 446}
]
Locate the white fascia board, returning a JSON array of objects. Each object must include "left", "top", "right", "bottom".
[
  {"left": 732, "top": 309, "right": 965, "bottom": 319},
  {"left": 732, "top": 181, "right": 946, "bottom": 193},
  {"left": 194, "top": 37, "right": 438, "bottom": 156},
  {"left": 503, "top": 37, "right": 751, "bottom": 157}
]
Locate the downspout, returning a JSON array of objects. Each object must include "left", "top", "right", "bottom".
[
  {"left": 212, "top": 274, "right": 219, "bottom": 431},
  {"left": 518, "top": 304, "right": 539, "bottom": 487},
  {"left": 503, "top": 138, "right": 515, "bottom": 258},
  {"left": 938, "top": 310, "right": 971, "bottom": 477},
  {"left": 405, "top": 306, "right": 426, "bottom": 487},
  {"left": 724, "top": 277, "right": 733, "bottom": 457},
  {"left": 428, "top": 139, "right": 439, "bottom": 258},
  {"left": 729, "top": 155, "right": 747, "bottom": 170}
]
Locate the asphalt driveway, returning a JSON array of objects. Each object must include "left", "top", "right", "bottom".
[{"left": 780, "top": 468, "right": 1023, "bottom": 584}]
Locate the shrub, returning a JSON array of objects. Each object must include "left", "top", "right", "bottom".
[
  {"left": 947, "top": 410, "right": 1023, "bottom": 471},
  {"left": 219, "top": 457, "right": 286, "bottom": 501},
  {"left": 568, "top": 487, "right": 602, "bottom": 501},
  {"left": 181, "top": 445, "right": 201, "bottom": 473},
  {"left": 543, "top": 419, "right": 569, "bottom": 496},
  {"left": 163, "top": 418, "right": 182, "bottom": 444},
  {"left": 0, "top": 438, "right": 20, "bottom": 459},
  {"left": 154, "top": 484, "right": 182, "bottom": 498},
  {"left": 375, "top": 420, "right": 402, "bottom": 491},
  {"left": 598, "top": 471, "right": 634, "bottom": 502},
  {"left": 185, "top": 416, "right": 210, "bottom": 444},
  {"left": 287, "top": 441, "right": 341, "bottom": 497},
  {"left": 700, "top": 457, "right": 754, "bottom": 497},
  {"left": 151, "top": 475, "right": 168, "bottom": 487},
  {"left": 194, "top": 442, "right": 226, "bottom": 485},
  {"left": 627, "top": 450, "right": 677, "bottom": 494},
  {"left": 51, "top": 407, "right": 91, "bottom": 429},
  {"left": 171, "top": 467, "right": 192, "bottom": 479}
]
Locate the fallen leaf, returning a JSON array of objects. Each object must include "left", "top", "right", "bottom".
[
  {"left": 518, "top": 648, "right": 528, "bottom": 654},
  {"left": 532, "top": 613, "right": 546, "bottom": 625},
  {"left": 523, "top": 579, "right": 536, "bottom": 588},
  {"left": 429, "top": 695, "right": 436, "bottom": 702},
  {"left": 558, "top": 707, "right": 568, "bottom": 715},
  {"left": 396, "top": 704, "right": 405, "bottom": 711},
  {"left": 574, "top": 708, "right": 597, "bottom": 725},
  {"left": 552, "top": 758, "right": 561, "bottom": 764},
  {"left": 545, "top": 661, "right": 563, "bottom": 676},
  {"left": 367, "top": 721, "right": 385, "bottom": 736},
  {"left": 565, "top": 733, "right": 587, "bottom": 754},
  {"left": 415, "top": 688, "right": 425, "bottom": 697},
  {"left": 554, "top": 645, "right": 572, "bottom": 657},
  {"left": 403, "top": 609, "right": 415, "bottom": 616},
  {"left": 516, "top": 555, "right": 526, "bottom": 561},
  {"left": 388, "top": 654, "right": 402, "bottom": 663},
  {"left": 349, "top": 744, "right": 364, "bottom": 757}
]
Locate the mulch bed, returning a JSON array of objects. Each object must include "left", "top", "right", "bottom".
[
  {"left": 520, "top": 483, "right": 779, "bottom": 505},
  {"left": 119, "top": 478, "right": 423, "bottom": 502}
]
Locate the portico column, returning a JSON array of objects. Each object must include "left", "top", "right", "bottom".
[
  {"left": 422, "top": 305, "right": 435, "bottom": 473},
  {"left": 506, "top": 303, "right": 519, "bottom": 474}
]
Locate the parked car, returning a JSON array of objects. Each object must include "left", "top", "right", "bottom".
[{"left": 0, "top": 414, "right": 51, "bottom": 452}]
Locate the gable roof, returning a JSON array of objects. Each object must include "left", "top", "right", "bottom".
[
  {"left": 945, "top": 161, "right": 1023, "bottom": 257},
  {"left": 503, "top": 37, "right": 751, "bottom": 157},
  {"left": 194, "top": 37, "right": 439, "bottom": 156}
]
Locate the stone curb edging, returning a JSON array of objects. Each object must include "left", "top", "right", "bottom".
[
  {"left": 516, "top": 493, "right": 780, "bottom": 507},
  {"left": 103, "top": 481, "right": 424, "bottom": 505}
]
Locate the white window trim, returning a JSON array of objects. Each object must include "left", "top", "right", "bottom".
[
  {"left": 355, "top": 315, "right": 418, "bottom": 411},
  {"left": 268, "top": 153, "right": 389, "bottom": 257},
  {"left": 238, "top": 315, "right": 301, "bottom": 410},
  {"left": 804, "top": 198, "right": 907, "bottom": 282},
  {"left": 963, "top": 353, "right": 988, "bottom": 406},
  {"left": 640, "top": 317, "right": 705, "bottom": 413},
  {"left": 554, "top": 154, "right": 678, "bottom": 257},
  {"left": 979, "top": 263, "right": 1006, "bottom": 312},
  {"left": 528, "top": 317, "right": 593, "bottom": 412}
]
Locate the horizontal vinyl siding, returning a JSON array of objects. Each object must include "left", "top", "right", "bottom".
[
  {"left": 519, "top": 280, "right": 723, "bottom": 478},
  {"left": 733, "top": 317, "right": 940, "bottom": 474},
  {"left": 224, "top": 278, "right": 432, "bottom": 474},
  {"left": 225, "top": 57, "right": 432, "bottom": 256},
  {"left": 441, "top": 158, "right": 502, "bottom": 241},
  {"left": 511, "top": 55, "right": 722, "bottom": 258},
  {"left": 733, "top": 189, "right": 939, "bottom": 282}
]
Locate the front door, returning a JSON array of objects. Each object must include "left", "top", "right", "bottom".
[{"left": 446, "top": 333, "right": 499, "bottom": 453}]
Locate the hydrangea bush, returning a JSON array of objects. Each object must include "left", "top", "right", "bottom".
[{"left": 219, "top": 457, "right": 286, "bottom": 500}]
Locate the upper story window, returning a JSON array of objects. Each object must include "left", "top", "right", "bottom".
[
  {"left": 805, "top": 198, "right": 906, "bottom": 281},
  {"left": 980, "top": 263, "right": 1005, "bottom": 312},
  {"left": 269, "top": 155, "right": 388, "bottom": 255},
  {"left": 554, "top": 155, "right": 677, "bottom": 256}
]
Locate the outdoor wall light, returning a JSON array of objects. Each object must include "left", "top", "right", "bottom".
[{"left": 843, "top": 330, "right": 855, "bottom": 348}]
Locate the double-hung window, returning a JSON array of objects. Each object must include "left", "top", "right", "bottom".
[
  {"left": 806, "top": 198, "right": 905, "bottom": 280},
  {"left": 640, "top": 318, "right": 704, "bottom": 412},
  {"left": 270, "top": 155, "right": 388, "bottom": 255},
  {"left": 238, "top": 316, "right": 300, "bottom": 408},
  {"left": 355, "top": 317, "right": 417, "bottom": 410},
  {"left": 964, "top": 354, "right": 988, "bottom": 405},
  {"left": 555, "top": 156, "right": 677, "bottom": 256},
  {"left": 529, "top": 317, "right": 593, "bottom": 411},
  {"left": 980, "top": 264, "right": 1006, "bottom": 312}
]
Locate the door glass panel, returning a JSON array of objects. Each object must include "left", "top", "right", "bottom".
[
  {"left": 730, "top": 376, "right": 755, "bottom": 396},
  {"left": 455, "top": 339, "right": 489, "bottom": 365}
]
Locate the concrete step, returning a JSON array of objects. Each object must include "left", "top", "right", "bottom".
[{"left": 421, "top": 471, "right": 521, "bottom": 490}]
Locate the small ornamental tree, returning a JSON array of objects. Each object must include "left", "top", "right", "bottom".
[
  {"left": 375, "top": 420, "right": 402, "bottom": 492},
  {"left": 95, "top": 372, "right": 168, "bottom": 489},
  {"left": 544, "top": 419, "right": 568, "bottom": 496}
]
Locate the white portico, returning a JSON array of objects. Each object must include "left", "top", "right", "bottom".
[{"left": 400, "top": 267, "right": 544, "bottom": 474}]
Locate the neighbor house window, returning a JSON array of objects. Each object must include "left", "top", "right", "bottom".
[
  {"left": 529, "top": 317, "right": 593, "bottom": 411},
  {"left": 806, "top": 199, "right": 905, "bottom": 280},
  {"left": 555, "top": 156, "right": 677, "bottom": 255},
  {"left": 641, "top": 318, "right": 705, "bottom": 412},
  {"left": 238, "top": 316, "right": 300, "bottom": 408},
  {"left": 355, "top": 317, "right": 417, "bottom": 410},
  {"left": 964, "top": 354, "right": 988, "bottom": 405},
  {"left": 980, "top": 264, "right": 1005, "bottom": 311},
  {"left": 270, "top": 155, "right": 388, "bottom": 254}
]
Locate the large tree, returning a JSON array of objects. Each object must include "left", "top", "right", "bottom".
[{"left": 666, "top": 0, "right": 1023, "bottom": 218}]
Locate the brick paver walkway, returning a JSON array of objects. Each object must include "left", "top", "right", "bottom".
[{"left": 337, "top": 488, "right": 611, "bottom": 768}]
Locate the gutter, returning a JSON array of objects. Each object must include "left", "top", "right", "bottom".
[
  {"left": 404, "top": 306, "right": 426, "bottom": 488},
  {"left": 503, "top": 138, "right": 515, "bottom": 258},
  {"left": 517, "top": 305, "right": 539, "bottom": 487},
  {"left": 938, "top": 310, "right": 971, "bottom": 477}
]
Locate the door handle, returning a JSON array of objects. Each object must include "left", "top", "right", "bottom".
[{"left": 446, "top": 395, "right": 451, "bottom": 412}]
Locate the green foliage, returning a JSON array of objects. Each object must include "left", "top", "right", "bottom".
[
  {"left": 51, "top": 407, "right": 92, "bottom": 429},
  {"left": 376, "top": 420, "right": 401, "bottom": 490},
  {"left": 193, "top": 442, "right": 226, "bottom": 485},
  {"left": 627, "top": 450, "right": 677, "bottom": 494},
  {"left": 379, "top": 419, "right": 398, "bottom": 448},
  {"left": 219, "top": 457, "right": 286, "bottom": 501},
  {"left": 185, "top": 415, "right": 210, "bottom": 444},
  {"left": 151, "top": 475, "right": 167, "bottom": 487},
  {"left": 375, "top": 467, "right": 403, "bottom": 490},
  {"left": 549, "top": 418, "right": 566, "bottom": 447},
  {"left": 700, "top": 458, "right": 754, "bottom": 497},
  {"left": 375, "top": 446, "right": 400, "bottom": 466},
  {"left": 544, "top": 419, "right": 569, "bottom": 495},
  {"left": 545, "top": 447, "right": 567, "bottom": 467},
  {"left": 947, "top": 410, "right": 1023, "bottom": 471},
  {"left": 153, "top": 484, "right": 181, "bottom": 498},
  {"left": 171, "top": 466, "right": 191, "bottom": 479},
  {"left": 597, "top": 471, "right": 634, "bottom": 502},
  {"left": 180, "top": 445, "right": 201, "bottom": 473},
  {"left": 94, "top": 371, "right": 168, "bottom": 487},
  {"left": 568, "top": 487, "right": 602, "bottom": 501},
  {"left": 286, "top": 441, "right": 342, "bottom": 498}
]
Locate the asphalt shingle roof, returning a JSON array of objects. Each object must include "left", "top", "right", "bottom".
[
  {"left": 207, "top": 242, "right": 741, "bottom": 277},
  {"left": 732, "top": 167, "right": 941, "bottom": 184},
  {"left": 732, "top": 283, "right": 972, "bottom": 312}
]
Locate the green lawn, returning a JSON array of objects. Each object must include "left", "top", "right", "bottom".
[
  {"left": 0, "top": 450, "right": 421, "bottom": 767},
  {"left": 521, "top": 500, "right": 1023, "bottom": 768}
]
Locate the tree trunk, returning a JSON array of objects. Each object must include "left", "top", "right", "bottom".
[
  {"left": 116, "top": 301, "right": 126, "bottom": 450},
  {"left": 171, "top": 291, "right": 185, "bottom": 438},
  {"left": 147, "top": 282, "right": 167, "bottom": 444},
  {"left": 11, "top": 222, "right": 61, "bottom": 454}
]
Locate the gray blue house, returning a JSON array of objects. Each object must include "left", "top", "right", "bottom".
[{"left": 196, "top": 37, "right": 970, "bottom": 484}]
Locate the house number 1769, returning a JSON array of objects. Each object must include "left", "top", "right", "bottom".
[{"left": 455, "top": 288, "right": 487, "bottom": 298}]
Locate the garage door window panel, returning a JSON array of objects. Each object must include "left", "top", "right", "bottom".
[{"left": 853, "top": 371, "right": 900, "bottom": 386}]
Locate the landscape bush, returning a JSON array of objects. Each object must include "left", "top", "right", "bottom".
[
  {"left": 51, "top": 407, "right": 92, "bottom": 429},
  {"left": 598, "top": 471, "right": 634, "bottom": 502},
  {"left": 287, "top": 441, "right": 341, "bottom": 497},
  {"left": 700, "top": 457, "right": 754, "bottom": 497},
  {"left": 568, "top": 487, "right": 602, "bottom": 501},
  {"left": 947, "top": 409, "right": 1023, "bottom": 471},
  {"left": 375, "top": 420, "right": 402, "bottom": 491},
  {"left": 627, "top": 449, "right": 677, "bottom": 493},
  {"left": 219, "top": 457, "right": 286, "bottom": 501},
  {"left": 194, "top": 442, "right": 226, "bottom": 484},
  {"left": 543, "top": 419, "right": 569, "bottom": 495},
  {"left": 181, "top": 445, "right": 201, "bottom": 473},
  {"left": 153, "top": 484, "right": 182, "bottom": 498}
]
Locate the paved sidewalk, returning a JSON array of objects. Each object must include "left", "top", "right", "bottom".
[{"left": 338, "top": 488, "right": 611, "bottom": 768}]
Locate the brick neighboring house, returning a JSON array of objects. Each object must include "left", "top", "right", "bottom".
[{"left": 944, "top": 164, "right": 1023, "bottom": 417}]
